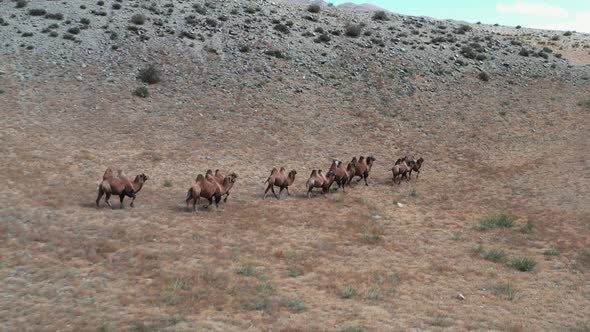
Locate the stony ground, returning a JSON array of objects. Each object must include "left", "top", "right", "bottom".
[{"left": 1, "top": 1, "right": 589, "bottom": 331}]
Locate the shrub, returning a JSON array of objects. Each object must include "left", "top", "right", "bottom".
[
  {"left": 179, "top": 31, "right": 195, "bottom": 39},
  {"left": 244, "top": 6, "right": 256, "bottom": 14},
  {"left": 29, "top": 9, "right": 47, "bottom": 16},
  {"left": 131, "top": 14, "right": 145, "bottom": 25},
  {"left": 62, "top": 33, "right": 75, "bottom": 40},
  {"left": 563, "top": 31, "right": 573, "bottom": 36},
  {"left": 515, "top": 25, "right": 521, "bottom": 29},
  {"left": 473, "top": 245, "right": 505, "bottom": 262},
  {"left": 238, "top": 44, "right": 250, "bottom": 53},
  {"left": 67, "top": 27, "right": 80, "bottom": 35},
  {"left": 49, "top": 31, "right": 58, "bottom": 37},
  {"left": 287, "top": 298, "right": 306, "bottom": 312},
  {"left": 344, "top": 23, "right": 362, "bottom": 37},
  {"left": 537, "top": 51, "right": 549, "bottom": 59},
  {"left": 507, "top": 257, "right": 537, "bottom": 271},
  {"left": 542, "top": 46, "right": 553, "bottom": 53},
  {"left": 477, "top": 214, "right": 515, "bottom": 230},
  {"left": 476, "top": 54, "right": 487, "bottom": 61},
  {"left": 80, "top": 18, "right": 90, "bottom": 25},
  {"left": 265, "top": 49, "right": 285, "bottom": 59},
  {"left": 112, "top": 3, "right": 121, "bottom": 10},
  {"left": 372, "top": 10, "right": 389, "bottom": 21},
  {"left": 543, "top": 248, "right": 560, "bottom": 256},
  {"left": 314, "top": 33, "right": 331, "bottom": 43},
  {"left": 274, "top": 23, "right": 289, "bottom": 34},
  {"left": 97, "top": 1, "right": 104, "bottom": 5},
  {"left": 577, "top": 248, "right": 590, "bottom": 269},
  {"left": 460, "top": 46, "right": 477, "bottom": 59},
  {"left": 339, "top": 286, "right": 357, "bottom": 299},
  {"left": 307, "top": 4, "right": 321, "bottom": 13},
  {"left": 133, "top": 87, "right": 149, "bottom": 98},
  {"left": 286, "top": 268, "right": 302, "bottom": 278},
  {"left": 554, "top": 53, "right": 562, "bottom": 58},
  {"left": 478, "top": 71, "right": 490, "bottom": 81},
  {"left": 45, "top": 13, "right": 64, "bottom": 20},
  {"left": 137, "top": 65, "right": 161, "bottom": 84},
  {"left": 205, "top": 18, "right": 217, "bottom": 27},
  {"left": 163, "top": 180, "right": 172, "bottom": 187},
  {"left": 237, "top": 264, "right": 257, "bottom": 276},
  {"left": 519, "top": 48, "right": 530, "bottom": 56},
  {"left": 551, "top": 35, "right": 559, "bottom": 41},
  {"left": 16, "top": 0, "right": 27, "bottom": 9},
  {"left": 454, "top": 24, "right": 472, "bottom": 34},
  {"left": 21, "top": 32, "right": 33, "bottom": 37}
]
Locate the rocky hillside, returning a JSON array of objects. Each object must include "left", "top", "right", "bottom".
[{"left": 1, "top": 0, "right": 589, "bottom": 99}]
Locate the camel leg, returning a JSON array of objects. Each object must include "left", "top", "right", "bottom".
[
  {"left": 307, "top": 187, "right": 313, "bottom": 198},
  {"left": 192, "top": 198, "right": 197, "bottom": 213},
  {"left": 286, "top": 187, "right": 291, "bottom": 196},
  {"left": 270, "top": 185, "right": 278, "bottom": 199},
  {"left": 363, "top": 172, "right": 369, "bottom": 186},
  {"left": 342, "top": 180, "right": 346, "bottom": 192},
  {"left": 263, "top": 184, "right": 271, "bottom": 199},
  {"left": 119, "top": 194, "right": 125, "bottom": 209},
  {"left": 96, "top": 188, "right": 104, "bottom": 207},
  {"left": 105, "top": 193, "right": 113, "bottom": 209},
  {"left": 416, "top": 171, "right": 420, "bottom": 180},
  {"left": 278, "top": 187, "right": 285, "bottom": 199},
  {"left": 223, "top": 193, "right": 229, "bottom": 203},
  {"left": 129, "top": 193, "right": 136, "bottom": 208},
  {"left": 214, "top": 194, "right": 221, "bottom": 207}
]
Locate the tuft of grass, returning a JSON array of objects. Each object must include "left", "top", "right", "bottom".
[
  {"left": 163, "top": 180, "right": 172, "bottom": 188},
  {"left": 477, "top": 214, "right": 515, "bottom": 230},
  {"left": 129, "top": 321, "right": 149, "bottom": 332},
  {"left": 67, "top": 27, "right": 80, "bottom": 35},
  {"left": 286, "top": 268, "right": 302, "bottom": 278},
  {"left": 428, "top": 315, "right": 451, "bottom": 327},
  {"left": 361, "top": 233, "right": 382, "bottom": 243},
  {"left": 339, "top": 285, "right": 357, "bottom": 299},
  {"left": 45, "top": 13, "right": 64, "bottom": 20},
  {"left": 507, "top": 257, "right": 537, "bottom": 272},
  {"left": 492, "top": 282, "right": 517, "bottom": 301},
  {"left": 16, "top": 0, "right": 27, "bottom": 8},
  {"left": 543, "top": 248, "right": 560, "bottom": 256},
  {"left": 244, "top": 297, "right": 269, "bottom": 311},
  {"left": 137, "top": 65, "right": 161, "bottom": 84},
  {"left": 520, "top": 220, "right": 536, "bottom": 233},
  {"left": 259, "top": 280, "right": 274, "bottom": 292},
  {"left": 472, "top": 245, "right": 506, "bottom": 262},
  {"left": 449, "top": 232, "right": 462, "bottom": 241},
  {"left": 287, "top": 298, "right": 306, "bottom": 312},
  {"left": 131, "top": 14, "right": 145, "bottom": 25},
  {"left": 408, "top": 189, "right": 417, "bottom": 198},
  {"left": 237, "top": 264, "right": 257, "bottom": 276},
  {"left": 133, "top": 87, "right": 149, "bottom": 98},
  {"left": 365, "top": 289, "right": 381, "bottom": 301}
]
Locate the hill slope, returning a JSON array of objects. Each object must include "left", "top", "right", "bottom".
[{"left": 1, "top": 1, "right": 589, "bottom": 331}]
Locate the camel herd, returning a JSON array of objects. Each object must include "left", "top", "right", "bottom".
[{"left": 95, "top": 155, "right": 424, "bottom": 211}]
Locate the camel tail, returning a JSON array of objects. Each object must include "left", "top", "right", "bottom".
[{"left": 99, "top": 180, "right": 111, "bottom": 194}]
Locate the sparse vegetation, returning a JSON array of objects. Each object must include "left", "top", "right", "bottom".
[
  {"left": 237, "top": 264, "right": 257, "bottom": 276},
  {"left": 273, "top": 23, "right": 289, "bottom": 34},
  {"left": 287, "top": 298, "right": 306, "bottom": 312},
  {"left": 577, "top": 98, "right": 590, "bottom": 109},
  {"left": 339, "top": 285, "right": 357, "bottom": 299},
  {"left": 543, "top": 248, "right": 560, "bottom": 256},
  {"left": 344, "top": 23, "right": 363, "bottom": 37},
  {"left": 265, "top": 49, "right": 285, "bottom": 59},
  {"left": 307, "top": 4, "right": 321, "bottom": 13},
  {"left": 473, "top": 245, "right": 506, "bottom": 262},
  {"left": 133, "top": 87, "right": 149, "bottom": 98},
  {"left": 478, "top": 71, "right": 490, "bottom": 81},
  {"left": 16, "top": 0, "right": 27, "bottom": 8},
  {"left": 372, "top": 11, "right": 389, "bottom": 21},
  {"left": 137, "top": 65, "right": 161, "bottom": 84},
  {"left": 45, "top": 13, "right": 64, "bottom": 20},
  {"left": 67, "top": 27, "right": 80, "bottom": 35},
  {"left": 520, "top": 220, "right": 536, "bottom": 233},
  {"left": 28, "top": 9, "right": 47, "bottom": 16},
  {"left": 428, "top": 315, "right": 451, "bottom": 327},
  {"left": 477, "top": 214, "right": 515, "bottom": 230},
  {"left": 131, "top": 14, "right": 146, "bottom": 25},
  {"left": 507, "top": 257, "right": 537, "bottom": 272},
  {"left": 492, "top": 282, "right": 517, "bottom": 301}
]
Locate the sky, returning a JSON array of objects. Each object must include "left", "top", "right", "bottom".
[{"left": 330, "top": 0, "right": 590, "bottom": 33}]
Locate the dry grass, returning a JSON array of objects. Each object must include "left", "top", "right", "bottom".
[{"left": 0, "top": 50, "right": 588, "bottom": 331}]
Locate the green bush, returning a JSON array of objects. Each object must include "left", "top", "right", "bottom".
[
  {"left": 507, "top": 257, "right": 537, "bottom": 272},
  {"left": 133, "top": 87, "right": 149, "bottom": 98},
  {"left": 477, "top": 214, "right": 515, "bottom": 230},
  {"left": 137, "top": 65, "right": 161, "bottom": 84}
]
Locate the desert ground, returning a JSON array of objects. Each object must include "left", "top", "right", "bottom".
[{"left": 1, "top": 0, "right": 589, "bottom": 331}]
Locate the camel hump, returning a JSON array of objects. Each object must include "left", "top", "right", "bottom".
[
  {"left": 104, "top": 166, "right": 126, "bottom": 179},
  {"left": 310, "top": 170, "right": 317, "bottom": 177},
  {"left": 270, "top": 167, "right": 278, "bottom": 175}
]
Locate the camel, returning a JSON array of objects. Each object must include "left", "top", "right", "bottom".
[
  {"left": 96, "top": 169, "right": 148, "bottom": 209},
  {"left": 264, "top": 167, "right": 297, "bottom": 199},
  {"left": 213, "top": 170, "right": 238, "bottom": 202},
  {"left": 305, "top": 169, "right": 334, "bottom": 198},
  {"left": 349, "top": 156, "right": 376, "bottom": 186}
]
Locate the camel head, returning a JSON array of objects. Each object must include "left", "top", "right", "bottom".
[
  {"left": 417, "top": 157, "right": 424, "bottom": 166},
  {"left": 367, "top": 156, "right": 376, "bottom": 163},
  {"left": 137, "top": 173, "right": 149, "bottom": 183}
]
